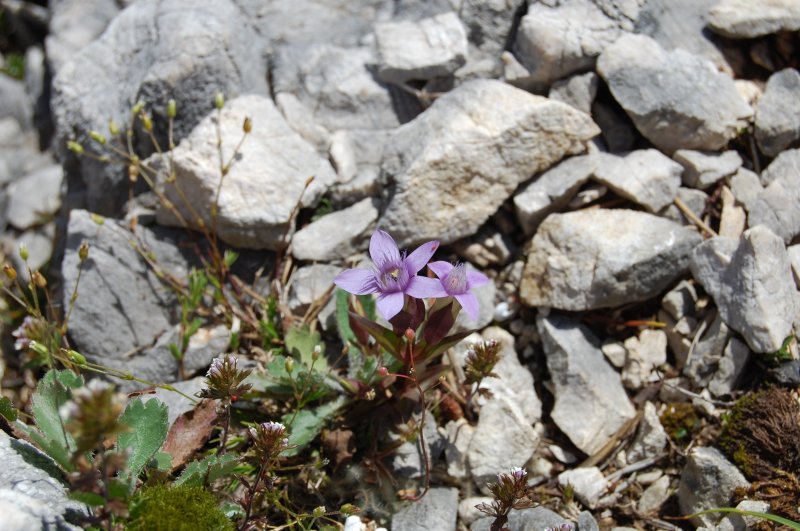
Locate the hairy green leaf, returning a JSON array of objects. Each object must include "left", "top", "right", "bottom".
[
  {"left": 28, "top": 370, "right": 81, "bottom": 470},
  {"left": 176, "top": 453, "right": 239, "bottom": 486},
  {"left": 118, "top": 397, "right": 168, "bottom": 483},
  {"left": 0, "top": 396, "right": 17, "bottom": 422},
  {"left": 282, "top": 396, "right": 346, "bottom": 456},
  {"left": 286, "top": 325, "right": 327, "bottom": 370}
]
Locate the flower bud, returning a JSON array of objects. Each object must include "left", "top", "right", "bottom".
[
  {"left": 404, "top": 328, "right": 415, "bottom": 342},
  {"left": 214, "top": 92, "right": 225, "bottom": 110},
  {"left": 312, "top": 345, "right": 321, "bottom": 361},
  {"left": 3, "top": 263, "right": 17, "bottom": 281},
  {"left": 18, "top": 243, "right": 28, "bottom": 261},
  {"left": 242, "top": 117, "right": 252, "bottom": 133},
  {"left": 67, "top": 141, "right": 84, "bottom": 155},
  {"left": 108, "top": 119, "right": 120, "bottom": 136},
  {"left": 312, "top": 506, "right": 326, "bottom": 518},
  {"left": 284, "top": 357, "right": 295, "bottom": 374},
  {"left": 67, "top": 349, "right": 87, "bottom": 365},
  {"left": 32, "top": 270, "right": 47, "bottom": 288},
  {"left": 78, "top": 242, "right": 89, "bottom": 262},
  {"left": 339, "top": 504, "right": 359, "bottom": 516},
  {"left": 166, "top": 99, "right": 177, "bottom": 119},
  {"left": 377, "top": 366, "right": 389, "bottom": 377},
  {"left": 128, "top": 163, "right": 139, "bottom": 183},
  {"left": 29, "top": 340, "right": 48, "bottom": 357},
  {"left": 141, "top": 113, "right": 153, "bottom": 132},
  {"left": 131, "top": 101, "right": 145, "bottom": 116},
  {"left": 89, "top": 130, "right": 107, "bottom": 145}
]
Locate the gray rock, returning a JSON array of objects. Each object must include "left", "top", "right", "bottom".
[
  {"left": 152, "top": 376, "right": 206, "bottom": 426},
  {"left": 673, "top": 150, "right": 742, "bottom": 190},
  {"left": 513, "top": 0, "right": 642, "bottom": 88},
  {"left": 472, "top": 506, "right": 572, "bottom": 531},
  {"left": 514, "top": 154, "right": 595, "bottom": 235},
  {"left": 549, "top": 72, "right": 599, "bottom": 115},
  {"left": 622, "top": 329, "right": 667, "bottom": 389},
  {"left": 597, "top": 34, "right": 752, "bottom": 153},
  {"left": 707, "top": 0, "right": 800, "bottom": 38},
  {"left": 9, "top": 224, "right": 57, "bottom": 281},
  {"left": 5, "top": 165, "right": 63, "bottom": 230},
  {"left": 375, "top": 12, "right": 468, "bottom": 83},
  {"left": 789, "top": 244, "right": 800, "bottom": 287},
  {"left": 558, "top": 467, "right": 608, "bottom": 509},
  {"left": 748, "top": 149, "right": 800, "bottom": 244},
  {"left": 729, "top": 168, "right": 762, "bottom": 211},
  {"left": 683, "top": 313, "right": 731, "bottom": 385},
  {"left": 459, "top": 496, "right": 492, "bottom": 527},
  {"left": 593, "top": 150, "right": 683, "bottom": 212},
  {"left": 52, "top": 0, "right": 269, "bottom": 215},
  {"left": 46, "top": 0, "right": 126, "bottom": 74},
  {"left": 591, "top": 99, "right": 639, "bottom": 152},
  {"left": 627, "top": 401, "right": 668, "bottom": 462},
  {"left": 0, "top": 72, "right": 32, "bottom": 129},
  {"left": 443, "top": 418, "right": 474, "bottom": 479},
  {"left": 379, "top": 79, "right": 599, "bottom": 247},
  {"left": 708, "top": 337, "right": 749, "bottom": 397},
  {"left": 0, "top": 431, "right": 85, "bottom": 530},
  {"left": 292, "top": 198, "right": 378, "bottom": 262},
  {"left": 453, "top": 226, "right": 514, "bottom": 267},
  {"left": 690, "top": 226, "right": 799, "bottom": 353},
  {"left": 719, "top": 186, "right": 746, "bottom": 239},
  {"left": 636, "top": 474, "right": 671, "bottom": 514},
  {"left": 155, "top": 95, "right": 336, "bottom": 250},
  {"left": 678, "top": 446, "right": 749, "bottom": 528},
  {"left": 467, "top": 395, "right": 539, "bottom": 485},
  {"left": 537, "top": 314, "right": 636, "bottom": 455},
  {"left": 287, "top": 264, "right": 340, "bottom": 315},
  {"left": 392, "top": 487, "right": 458, "bottom": 531},
  {"left": 390, "top": 413, "right": 444, "bottom": 479},
  {"left": 578, "top": 511, "right": 601, "bottom": 531},
  {"left": 328, "top": 129, "right": 389, "bottom": 204},
  {"left": 635, "top": 0, "right": 730, "bottom": 71},
  {"left": 662, "top": 280, "right": 698, "bottom": 321},
  {"left": 755, "top": 68, "right": 800, "bottom": 157},
  {"left": 716, "top": 500, "right": 771, "bottom": 531},
  {"left": 520, "top": 209, "right": 702, "bottom": 311},
  {"left": 274, "top": 92, "right": 332, "bottom": 154},
  {"left": 659, "top": 186, "right": 708, "bottom": 226},
  {"left": 62, "top": 210, "right": 194, "bottom": 390},
  {"left": 272, "top": 44, "right": 399, "bottom": 131}
]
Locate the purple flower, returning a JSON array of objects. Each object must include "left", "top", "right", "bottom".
[
  {"left": 334, "top": 230, "right": 447, "bottom": 320},
  {"left": 427, "top": 261, "right": 489, "bottom": 321}
]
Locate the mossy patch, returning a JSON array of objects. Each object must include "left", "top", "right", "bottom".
[
  {"left": 127, "top": 483, "right": 234, "bottom": 531},
  {"left": 660, "top": 402, "right": 701, "bottom": 445}
]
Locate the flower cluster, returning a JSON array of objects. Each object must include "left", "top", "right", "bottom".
[
  {"left": 198, "top": 354, "right": 252, "bottom": 403},
  {"left": 60, "top": 379, "right": 128, "bottom": 455},
  {"left": 249, "top": 421, "right": 289, "bottom": 463},
  {"left": 476, "top": 467, "right": 535, "bottom": 525},
  {"left": 334, "top": 230, "right": 488, "bottom": 320},
  {"left": 12, "top": 316, "right": 47, "bottom": 351},
  {"left": 464, "top": 338, "right": 501, "bottom": 386}
]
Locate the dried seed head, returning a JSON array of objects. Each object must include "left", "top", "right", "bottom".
[
  {"left": 4, "top": 263, "right": 17, "bottom": 281},
  {"left": 31, "top": 270, "right": 47, "bottom": 288},
  {"left": 242, "top": 117, "right": 252, "bottom": 133},
  {"left": 78, "top": 242, "right": 90, "bottom": 262}
]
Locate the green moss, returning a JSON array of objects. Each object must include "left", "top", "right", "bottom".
[
  {"left": 659, "top": 402, "right": 700, "bottom": 445},
  {"left": 127, "top": 484, "right": 234, "bottom": 531}
]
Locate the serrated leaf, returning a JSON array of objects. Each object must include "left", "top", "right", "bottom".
[
  {"left": 0, "top": 396, "right": 17, "bottom": 421},
  {"left": 153, "top": 451, "right": 173, "bottom": 471},
  {"left": 175, "top": 453, "right": 239, "bottom": 486},
  {"left": 282, "top": 396, "right": 346, "bottom": 456},
  {"left": 117, "top": 397, "right": 168, "bottom": 484},
  {"left": 29, "top": 370, "right": 79, "bottom": 469},
  {"left": 55, "top": 370, "right": 84, "bottom": 390}
]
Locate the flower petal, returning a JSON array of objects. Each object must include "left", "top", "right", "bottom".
[
  {"left": 376, "top": 291, "right": 405, "bottom": 320},
  {"left": 455, "top": 292, "right": 480, "bottom": 322},
  {"left": 405, "top": 276, "right": 448, "bottom": 299},
  {"left": 426, "top": 260, "right": 453, "bottom": 279},
  {"left": 405, "top": 240, "right": 440, "bottom": 275},
  {"left": 369, "top": 229, "right": 401, "bottom": 267},
  {"left": 334, "top": 268, "right": 376, "bottom": 295},
  {"left": 466, "top": 269, "right": 490, "bottom": 288}
]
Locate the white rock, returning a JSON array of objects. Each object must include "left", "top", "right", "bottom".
[
  {"left": 597, "top": 34, "right": 752, "bottom": 153},
  {"left": 748, "top": 149, "right": 800, "bottom": 244},
  {"left": 716, "top": 500, "right": 771, "bottom": 531},
  {"left": 627, "top": 402, "right": 668, "bottom": 462},
  {"left": 155, "top": 95, "right": 337, "bottom": 250},
  {"left": 636, "top": 475, "right": 671, "bottom": 514},
  {"left": 287, "top": 264, "right": 341, "bottom": 315},
  {"left": 622, "top": 330, "right": 668, "bottom": 389},
  {"left": 5, "top": 165, "right": 63, "bottom": 230},
  {"left": 548, "top": 72, "right": 599, "bottom": 114},
  {"left": 375, "top": 12, "right": 468, "bottom": 83},
  {"left": 690, "top": 226, "right": 800, "bottom": 353},
  {"left": 708, "top": 337, "right": 750, "bottom": 397},
  {"left": 593, "top": 150, "right": 683, "bottom": 212},
  {"left": 707, "top": 0, "right": 800, "bottom": 38},
  {"left": 328, "top": 129, "right": 389, "bottom": 203},
  {"left": 379, "top": 79, "right": 599, "bottom": 247},
  {"left": 292, "top": 198, "right": 378, "bottom": 261},
  {"left": 558, "top": 467, "right": 608, "bottom": 509},
  {"left": 442, "top": 419, "right": 474, "bottom": 480},
  {"left": 755, "top": 68, "right": 800, "bottom": 157},
  {"left": 520, "top": 209, "right": 702, "bottom": 311},
  {"left": 537, "top": 314, "right": 636, "bottom": 455},
  {"left": 719, "top": 186, "right": 746, "bottom": 239},
  {"left": 673, "top": 150, "right": 742, "bottom": 190},
  {"left": 729, "top": 168, "right": 762, "bottom": 210},
  {"left": 678, "top": 446, "right": 749, "bottom": 528}
]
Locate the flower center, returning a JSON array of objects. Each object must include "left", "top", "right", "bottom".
[
  {"left": 377, "top": 262, "right": 408, "bottom": 292},
  {"left": 444, "top": 263, "right": 467, "bottom": 295}
]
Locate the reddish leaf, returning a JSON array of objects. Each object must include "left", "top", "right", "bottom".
[
  {"left": 348, "top": 312, "right": 403, "bottom": 360},
  {"left": 422, "top": 300, "right": 455, "bottom": 346},
  {"left": 321, "top": 428, "right": 355, "bottom": 468},
  {"left": 162, "top": 399, "right": 218, "bottom": 470}
]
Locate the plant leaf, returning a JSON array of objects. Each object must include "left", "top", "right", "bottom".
[
  {"left": 348, "top": 312, "right": 403, "bottom": 360},
  {"left": 162, "top": 399, "right": 218, "bottom": 470},
  {"left": 685, "top": 508, "right": 800, "bottom": 530},
  {"left": 0, "top": 396, "right": 17, "bottom": 422},
  {"left": 282, "top": 396, "right": 347, "bottom": 456},
  {"left": 28, "top": 370, "right": 81, "bottom": 470},
  {"left": 418, "top": 329, "right": 475, "bottom": 363},
  {"left": 176, "top": 453, "right": 239, "bottom": 486},
  {"left": 286, "top": 325, "right": 327, "bottom": 370},
  {"left": 117, "top": 397, "right": 168, "bottom": 484}
]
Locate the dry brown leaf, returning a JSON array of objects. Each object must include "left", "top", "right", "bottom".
[{"left": 162, "top": 399, "right": 218, "bottom": 470}]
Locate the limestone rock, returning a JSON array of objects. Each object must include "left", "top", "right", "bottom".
[
  {"left": 537, "top": 314, "right": 636, "bottom": 455},
  {"left": 755, "top": 68, "right": 800, "bottom": 157},
  {"left": 5, "top": 165, "right": 63, "bottom": 230},
  {"left": 380, "top": 79, "right": 599, "bottom": 247},
  {"left": 627, "top": 401, "right": 668, "bottom": 462},
  {"left": 691, "top": 226, "right": 799, "bottom": 353},
  {"left": 292, "top": 198, "right": 378, "bottom": 262},
  {"left": 707, "top": 0, "right": 800, "bottom": 38},
  {"left": 520, "top": 209, "right": 702, "bottom": 311},
  {"left": 592, "top": 150, "right": 683, "bottom": 212},
  {"left": 597, "top": 34, "right": 752, "bottom": 153},
  {"left": 155, "top": 95, "right": 336, "bottom": 250},
  {"left": 392, "top": 487, "right": 458, "bottom": 531},
  {"left": 673, "top": 150, "right": 742, "bottom": 190},
  {"left": 548, "top": 72, "right": 599, "bottom": 115},
  {"left": 558, "top": 467, "right": 608, "bottom": 509},
  {"left": 678, "top": 446, "right": 749, "bottom": 528}
]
